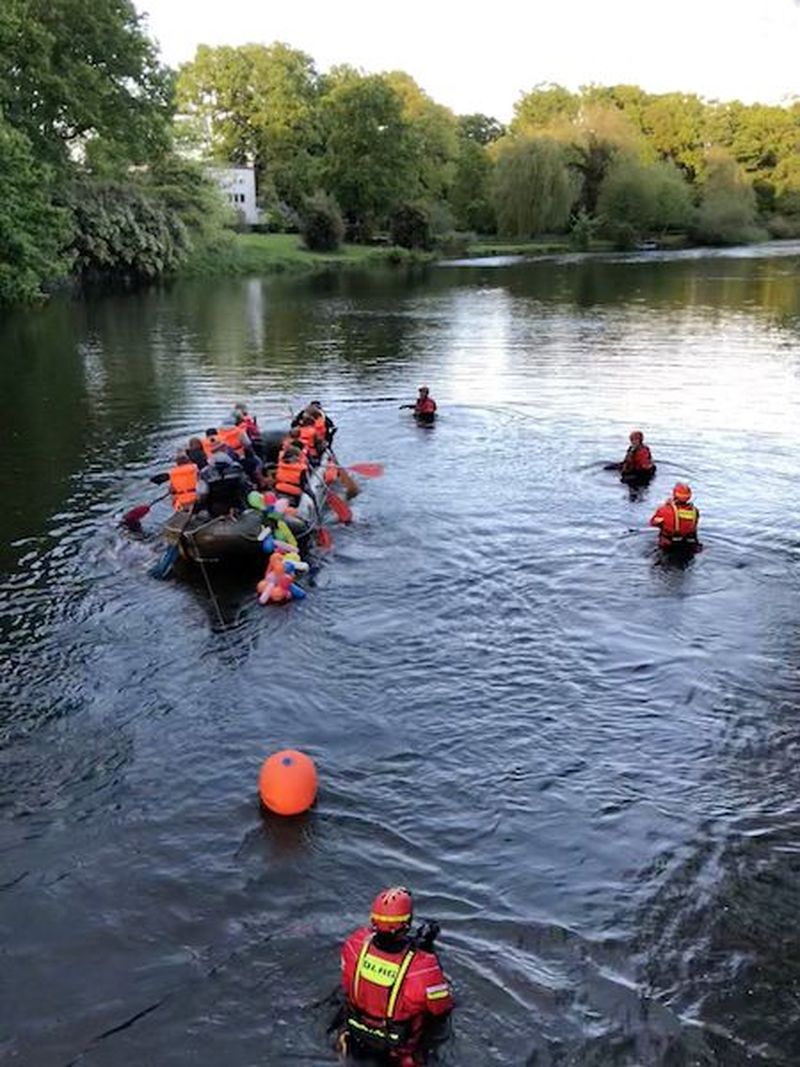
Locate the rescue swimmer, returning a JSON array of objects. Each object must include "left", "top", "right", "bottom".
[
  {"left": 338, "top": 887, "right": 453, "bottom": 1065},
  {"left": 650, "top": 482, "right": 701, "bottom": 554},
  {"left": 620, "top": 429, "right": 655, "bottom": 482},
  {"left": 401, "top": 387, "right": 437, "bottom": 424}
]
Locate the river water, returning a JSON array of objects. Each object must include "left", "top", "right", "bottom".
[{"left": 2, "top": 244, "right": 800, "bottom": 1066}]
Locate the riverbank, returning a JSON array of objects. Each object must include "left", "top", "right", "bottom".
[
  {"left": 464, "top": 234, "right": 691, "bottom": 257},
  {"left": 180, "top": 232, "right": 435, "bottom": 277}
]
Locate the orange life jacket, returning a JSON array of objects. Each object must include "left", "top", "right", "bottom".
[
  {"left": 219, "top": 426, "right": 246, "bottom": 455},
  {"left": 275, "top": 459, "right": 304, "bottom": 498},
  {"left": 298, "top": 424, "right": 320, "bottom": 456},
  {"left": 313, "top": 414, "right": 326, "bottom": 439},
  {"left": 661, "top": 501, "right": 699, "bottom": 541},
  {"left": 169, "top": 463, "right": 198, "bottom": 510}
]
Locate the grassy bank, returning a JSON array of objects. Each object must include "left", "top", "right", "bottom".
[
  {"left": 180, "top": 232, "right": 435, "bottom": 278},
  {"left": 464, "top": 234, "right": 690, "bottom": 257}
]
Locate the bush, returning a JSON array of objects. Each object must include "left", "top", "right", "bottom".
[
  {"left": 569, "top": 209, "right": 599, "bottom": 250},
  {"left": 767, "top": 214, "right": 800, "bottom": 239},
  {"left": 694, "top": 151, "right": 764, "bottom": 245},
  {"left": 301, "top": 191, "right": 344, "bottom": 251},
  {"left": 389, "top": 202, "right": 434, "bottom": 250}
]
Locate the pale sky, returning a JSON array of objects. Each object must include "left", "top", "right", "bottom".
[{"left": 136, "top": 0, "right": 800, "bottom": 120}]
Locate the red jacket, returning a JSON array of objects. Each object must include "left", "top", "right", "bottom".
[
  {"left": 341, "top": 926, "right": 453, "bottom": 1062},
  {"left": 622, "top": 443, "right": 653, "bottom": 473},
  {"left": 414, "top": 397, "right": 437, "bottom": 415},
  {"left": 650, "top": 500, "right": 699, "bottom": 546}
]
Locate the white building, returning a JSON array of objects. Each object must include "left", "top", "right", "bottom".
[{"left": 206, "top": 165, "right": 260, "bottom": 226}]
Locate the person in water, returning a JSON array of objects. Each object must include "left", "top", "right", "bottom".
[
  {"left": 650, "top": 483, "right": 701, "bottom": 551},
  {"left": 338, "top": 886, "right": 453, "bottom": 1065},
  {"left": 621, "top": 430, "right": 655, "bottom": 477},
  {"left": 408, "top": 387, "right": 436, "bottom": 419}
]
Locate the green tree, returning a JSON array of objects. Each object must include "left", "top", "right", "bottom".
[
  {"left": 558, "top": 105, "right": 648, "bottom": 216},
  {"left": 389, "top": 202, "right": 433, "bottom": 249},
  {"left": 451, "top": 138, "right": 496, "bottom": 232},
  {"left": 63, "top": 179, "right": 189, "bottom": 282},
  {"left": 459, "top": 113, "right": 505, "bottom": 145},
  {"left": 301, "top": 190, "right": 344, "bottom": 251},
  {"left": 319, "top": 72, "right": 415, "bottom": 238},
  {"left": 0, "top": 115, "right": 71, "bottom": 302},
  {"left": 492, "top": 136, "right": 577, "bottom": 237},
  {"left": 512, "top": 83, "right": 579, "bottom": 133},
  {"left": 694, "top": 150, "right": 763, "bottom": 245},
  {"left": 597, "top": 156, "right": 692, "bottom": 245},
  {"left": 176, "top": 43, "right": 320, "bottom": 206},
  {"left": 384, "top": 72, "right": 459, "bottom": 202},
  {"left": 640, "top": 92, "right": 707, "bottom": 180},
  {"left": 0, "top": 0, "right": 172, "bottom": 169}
]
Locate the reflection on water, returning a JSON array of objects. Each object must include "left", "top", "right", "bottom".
[{"left": 1, "top": 244, "right": 800, "bottom": 1065}]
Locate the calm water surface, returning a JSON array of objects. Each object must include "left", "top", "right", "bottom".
[{"left": 2, "top": 245, "right": 800, "bottom": 1066}]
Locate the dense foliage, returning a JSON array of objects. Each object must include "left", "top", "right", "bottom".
[
  {"left": 4, "top": 15, "right": 800, "bottom": 304},
  {"left": 0, "top": 0, "right": 228, "bottom": 303},
  {"left": 301, "top": 191, "right": 345, "bottom": 252}
]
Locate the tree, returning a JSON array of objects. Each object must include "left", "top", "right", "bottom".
[
  {"left": 492, "top": 136, "right": 577, "bottom": 237},
  {"left": 512, "top": 83, "right": 579, "bottom": 133},
  {"left": 389, "top": 202, "right": 433, "bottom": 250},
  {"left": 301, "top": 190, "right": 344, "bottom": 251},
  {"left": 63, "top": 179, "right": 191, "bottom": 282},
  {"left": 451, "top": 138, "right": 496, "bottom": 232},
  {"left": 640, "top": 93, "right": 708, "bottom": 180},
  {"left": 694, "top": 150, "right": 763, "bottom": 245},
  {"left": 0, "top": 115, "right": 71, "bottom": 302},
  {"left": 0, "top": 0, "right": 172, "bottom": 169},
  {"left": 558, "top": 105, "right": 648, "bottom": 216},
  {"left": 176, "top": 43, "right": 320, "bottom": 207},
  {"left": 597, "top": 156, "right": 692, "bottom": 245},
  {"left": 384, "top": 71, "right": 459, "bottom": 203},
  {"left": 459, "top": 113, "right": 505, "bottom": 146},
  {"left": 319, "top": 72, "right": 416, "bottom": 238}
]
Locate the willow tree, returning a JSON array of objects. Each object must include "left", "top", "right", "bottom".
[
  {"left": 695, "top": 149, "right": 763, "bottom": 245},
  {"left": 492, "top": 136, "right": 577, "bottom": 237}
]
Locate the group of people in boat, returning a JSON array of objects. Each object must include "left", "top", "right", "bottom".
[
  {"left": 619, "top": 429, "right": 701, "bottom": 553},
  {"left": 167, "top": 401, "right": 337, "bottom": 519}
]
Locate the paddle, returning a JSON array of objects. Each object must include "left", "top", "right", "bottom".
[
  {"left": 149, "top": 503, "right": 197, "bottom": 579},
  {"left": 326, "top": 487, "right": 353, "bottom": 524},
  {"left": 305, "top": 486, "right": 333, "bottom": 550},
  {"left": 122, "top": 491, "right": 170, "bottom": 530},
  {"left": 326, "top": 447, "right": 359, "bottom": 499},
  {"left": 347, "top": 462, "right": 384, "bottom": 478}
]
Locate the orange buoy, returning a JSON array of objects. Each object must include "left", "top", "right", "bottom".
[{"left": 258, "top": 749, "right": 318, "bottom": 815}]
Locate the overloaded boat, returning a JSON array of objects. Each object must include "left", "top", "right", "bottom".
[{"left": 162, "top": 460, "right": 331, "bottom": 568}]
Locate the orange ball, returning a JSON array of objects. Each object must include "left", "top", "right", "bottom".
[{"left": 258, "top": 749, "right": 318, "bottom": 815}]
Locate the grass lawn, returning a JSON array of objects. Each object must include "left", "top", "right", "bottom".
[{"left": 180, "top": 232, "right": 434, "bottom": 277}]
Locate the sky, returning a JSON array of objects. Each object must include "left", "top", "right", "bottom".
[{"left": 135, "top": 0, "right": 800, "bottom": 120}]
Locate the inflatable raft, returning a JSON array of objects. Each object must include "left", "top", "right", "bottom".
[{"left": 163, "top": 463, "right": 329, "bottom": 568}]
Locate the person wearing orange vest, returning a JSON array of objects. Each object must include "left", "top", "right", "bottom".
[
  {"left": 168, "top": 452, "right": 198, "bottom": 511},
  {"left": 650, "top": 483, "right": 701, "bottom": 552},
  {"left": 298, "top": 414, "right": 323, "bottom": 464},
  {"left": 338, "top": 887, "right": 453, "bottom": 1065},
  {"left": 620, "top": 430, "right": 655, "bottom": 478},
  {"left": 218, "top": 424, "right": 249, "bottom": 456},
  {"left": 274, "top": 446, "right": 308, "bottom": 504}
]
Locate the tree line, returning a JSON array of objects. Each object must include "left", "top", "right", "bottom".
[{"left": 2, "top": 3, "right": 800, "bottom": 304}]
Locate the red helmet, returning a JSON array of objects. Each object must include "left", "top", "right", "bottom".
[
  {"left": 673, "top": 482, "right": 692, "bottom": 503},
  {"left": 369, "top": 886, "right": 413, "bottom": 933},
  {"left": 629, "top": 429, "right": 643, "bottom": 443}
]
